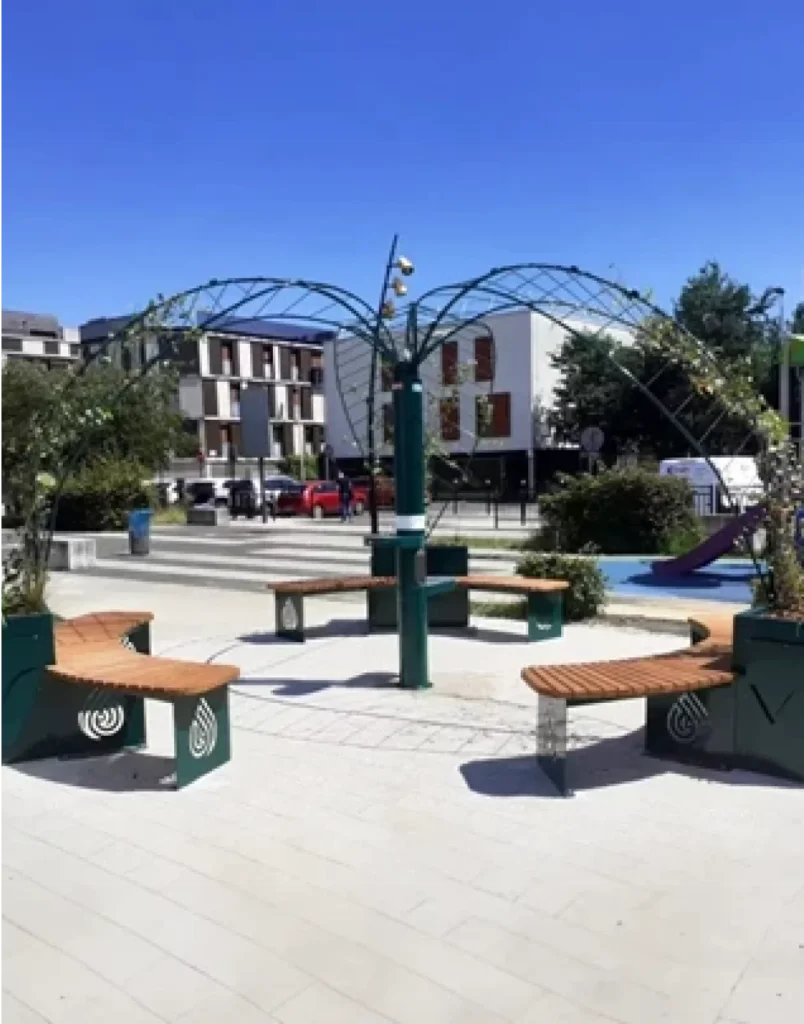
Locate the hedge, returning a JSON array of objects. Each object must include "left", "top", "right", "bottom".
[
  {"left": 55, "top": 459, "right": 153, "bottom": 532},
  {"left": 516, "top": 552, "right": 606, "bottom": 621},
  {"left": 538, "top": 469, "right": 701, "bottom": 555}
]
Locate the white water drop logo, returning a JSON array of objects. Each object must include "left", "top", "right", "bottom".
[
  {"left": 666, "top": 692, "right": 708, "bottom": 744},
  {"left": 189, "top": 698, "right": 218, "bottom": 759},
  {"left": 78, "top": 689, "right": 126, "bottom": 741},
  {"left": 281, "top": 597, "right": 299, "bottom": 633}
]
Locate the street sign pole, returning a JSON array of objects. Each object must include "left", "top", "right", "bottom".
[{"left": 258, "top": 456, "right": 267, "bottom": 522}]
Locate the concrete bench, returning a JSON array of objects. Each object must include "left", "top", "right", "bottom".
[
  {"left": 187, "top": 505, "right": 221, "bottom": 526},
  {"left": 47, "top": 536, "right": 96, "bottom": 571},
  {"left": 521, "top": 614, "right": 735, "bottom": 795},
  {"left": 6, "top": 612, "right": 239, "bottom": 789}
]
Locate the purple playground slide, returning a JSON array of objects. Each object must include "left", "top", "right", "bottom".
[{"left": 651, "top": 504, "right": 764, "bottom": 578}]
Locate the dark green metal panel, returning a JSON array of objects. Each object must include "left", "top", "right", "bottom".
[
  {"left": 173, "top": 686, "right": 231, "bottom": 788},
  {"left": 526, "top": 592, "right": 563, "bottom": 642},
  {"left": 275, "top": 593, "right": 305, "bottom": 642},
  {"left": 3, "top": 616, "right": 149, "bottom": 765},
  {"left": 732, "top": 608, "right": 804, "bottom": 672},
  {"left": 645, "top": 684, "right": 736, "bottom": 767},
  {"left": 368, "top": 545, "right": 469, "bottom": 629},
  {"left": 3, "top": 613, "right": 56, "bottom": 763}
]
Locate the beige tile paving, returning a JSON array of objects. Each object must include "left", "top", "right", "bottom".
[{"left": 3, "top": 576, "right": 803, "bottom": 1024}]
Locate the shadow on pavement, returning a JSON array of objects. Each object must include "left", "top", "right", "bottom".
[
  {"left": 236, "top": 671, "right": 399, "bottom": 697},
  {"left": 460, "top": 728, "right": 802, "bottom": 798},
  {"left": 12, "top": 751, "right": 177, "bottom": 793},
  {"left": 238, "top": 619, "right": 369, "bottom": 644}
]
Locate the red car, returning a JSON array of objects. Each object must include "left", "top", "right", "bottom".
[
  {"left": 276, "top": 480, "right": 368, "bottom": 518},
  {"left": 353, "top": 476, "right": 395, "bottom": 509}
]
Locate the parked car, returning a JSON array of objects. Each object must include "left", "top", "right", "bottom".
[
  {"left": 262, "top": 475, "right": 301, "bottom": 512},
  {"left": 353, "top": 475, "right": 395, "bottom": 508},
  {"left": 276, "top": 480, "right": 368, "bottom": 518}
]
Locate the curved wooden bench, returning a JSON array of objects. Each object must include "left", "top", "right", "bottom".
[
  {"left": 13, "top": 611, "right": 239, "bottom": 789},
  {"left": 456, "top": 576, "right": 569, "bottom": 641},
  {"left": 270, "top": 574, "right": 569, "bottom": 642},
  {"left": 270, "top": 576, "right": 396, "bottom": 641},
  {"left": 521, "top": 613, "right": 737, "bottom": 795}
]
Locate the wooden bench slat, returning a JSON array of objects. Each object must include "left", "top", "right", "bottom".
[
  {"left": 48, "top": 648, "right": 239, "bottom": 699},
  {"left": 455, "top": 575, "right": 569, "bottom": 594},
  {"left": 522, "top": 650, "right": 734, "bottom": 700},
  {"left": 270, "top": 576, "right": 396, "bottom": 597}
]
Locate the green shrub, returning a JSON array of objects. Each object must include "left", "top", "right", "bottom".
[
  {"left": 55, "top": 459, "right": 154, "bottom": 531},
  {"left": 516, "top": 552, "right": 606, "bottom": 621},
  {"left": 658, "top": 521, "right": 707, "bottom": 556},
  {"left": 540, "top": 469, "right": 699, "bottom": 554}
]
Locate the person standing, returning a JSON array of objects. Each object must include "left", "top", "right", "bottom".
[{"left": 337, "top": 472, "right": 353, "bottom": 522}]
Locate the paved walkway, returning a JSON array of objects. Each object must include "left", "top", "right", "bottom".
[{"left": 3, "top": 575, "right": 802, "bottom": 1024}]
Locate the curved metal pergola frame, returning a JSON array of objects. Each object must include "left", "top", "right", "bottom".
[{"left": 18, "top": 259, "right": 771, "bottom": 593}]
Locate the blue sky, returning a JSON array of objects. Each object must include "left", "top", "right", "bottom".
[{"left": 4, "top": 0, "right": 803, "bottom": 326}]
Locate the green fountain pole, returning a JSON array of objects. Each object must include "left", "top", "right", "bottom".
[{"left": 392, "top": 346, "right": 430, "bottom": 690}]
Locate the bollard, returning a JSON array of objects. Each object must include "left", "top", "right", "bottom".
[{"left": 493, "top": 493, "right": 499, "bottom": 530}]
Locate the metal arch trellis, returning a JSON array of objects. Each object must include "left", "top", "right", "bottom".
[{"left": 17, "top": 256, "right": 778, "bottom": 692}]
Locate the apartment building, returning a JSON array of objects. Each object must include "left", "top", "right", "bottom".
[
  {"left": 80, "top": 314, "right": 329, "bottom": 473},
  {"left": 324, "top": 309, "right": 633, "bottom": 495},
  {"left": 2, "top": 310, "right": 81, "bottom": 368}
]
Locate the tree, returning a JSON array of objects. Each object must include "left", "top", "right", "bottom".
[
  {"left": 548, "top": 330, "right": 684, "bottom": 459},
  {"left": 2, "top": 359, "right": 188, "bottom": 520},
  {"left": 790, "top": 301, "right": 804, "bottom": 335},
  {"left": 549, "top": 262, "right": 785, "bottom": 460}
]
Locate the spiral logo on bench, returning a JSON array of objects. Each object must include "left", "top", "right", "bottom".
[
  {"left": 78, "top": 689, "right": 126, "bottom": 741},
  {"left": 120, "top": 634, "right": 136, "bottom": 651},
  {"left": 189, "top": 698, "right": 218, "bottom": 759},
  {"left": 666, "top": 692, "right": 708, "bottom": 744}
]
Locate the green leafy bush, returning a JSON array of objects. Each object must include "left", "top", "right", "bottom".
[
  {"left": 540, "top": 469, "right": 699, "bottom": 554},
  {"left": 658, "top": 521, "right": 707, "bottom": 556},
  {"left": 55, "top": 459, "right": 154, "bottom": 532},
  {"left": 516, "top": 552, "right": 606, "bottom": 621}
]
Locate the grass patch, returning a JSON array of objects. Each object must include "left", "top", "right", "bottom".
[
  {"left": 429, "top": 534, "right": 525, "bottom": 551},
  {"left": 471, "top": 598, "right": 527, "bottom": 620},
  {"left": 152, "top": 506, "right": 187, "bottom": 526}
]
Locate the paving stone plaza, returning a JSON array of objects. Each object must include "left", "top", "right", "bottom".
[{"left": 3, "top": 564, "right": 802, "bottom": 1024}]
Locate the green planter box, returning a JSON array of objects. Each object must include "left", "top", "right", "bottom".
[
  {"left": 2, "top": 612, "right": 56, "bottom": 764},
  {"left": 731, "top": 609, "right": 804, "bottom": 783},
  {"left": 3, "top": 613, "right": 149, "bottom": 766},
  {"left": 368, "top": 544, "right": 469, "bottom": 629}
]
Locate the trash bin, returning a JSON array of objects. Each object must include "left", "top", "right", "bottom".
[
  {"left": 128, "top": 508, "right": 154, "bottom": 556},
  {"left": 229, "top": 480, "right": 256, "bottom": 520}
]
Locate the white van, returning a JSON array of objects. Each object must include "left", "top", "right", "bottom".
[{"left": 659, "top": 456, "right": 762, "bottom": 513}]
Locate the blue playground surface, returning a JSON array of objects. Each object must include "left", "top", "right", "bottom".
[{"left": 599, "top": 556, "right": 758, "bottom": 604}]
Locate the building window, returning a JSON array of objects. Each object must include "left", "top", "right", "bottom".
[
  {"left": 291, "top": 351, "right": 301, "bottom": 381},
  {"left": 476, "top": 392, "right": 511, "bottom": 438},
  {"left": 382, "top": 403, "right": 395, "bottom": 445},
  {"left": 70, "top": 344, "right": 80, "bottom": 358},
  {"left": 474, "top": 336, "right": 494, "bottom": 383},
  {"left": 230, "top": 384, "right": 241, "bottom": 418},
  {"left": 263, "top": 347, "right": 275, "bottom": 378},
  {"left": 304, "top": 425, "right": 316, "bottom": 455},
  {"left": 310, "top": 354, "right": 323, "bottom": 391},
  {"left": 440, "top": 398, "right": 460, "bottom": 441},
  {"left": 2, "top": 337, "right": 22, "bottom": 353},
  {"left": 221, "top": 342, "right": 233, "bottom": 376},
  {"left": 44, "top": 341, "right": 60, "bottom": 356},
  {"left": 220, "top": 424, "right": 232, "bottom": 458},
  {"left": 441, "top": 340, "right": 458, "bottom": 386},
  {"left": 272, "top": 424, "right": 284, "bottom": 459}
]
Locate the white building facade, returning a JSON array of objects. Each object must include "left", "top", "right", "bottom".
[
  {"left": 2, "top": 310, "right": 81, "bottom": 368},
  {"left": 324, "top": 309, "right": 632, "bottom": 495}
]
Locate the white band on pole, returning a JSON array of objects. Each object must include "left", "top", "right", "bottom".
[{"left": 396, "top": 514, "right": 426, "bottom": 531}]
